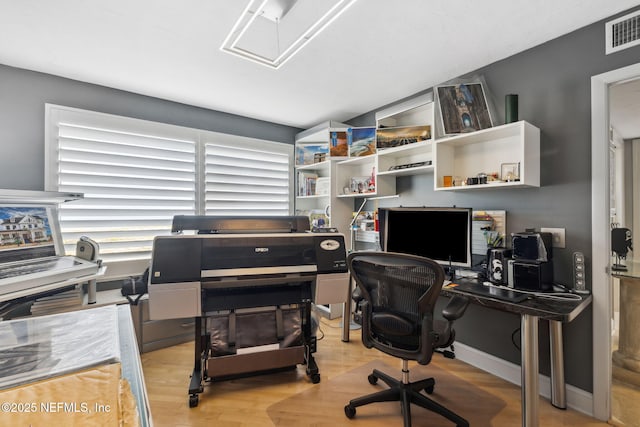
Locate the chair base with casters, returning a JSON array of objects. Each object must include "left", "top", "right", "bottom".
[{"left": 344, "top": 359, "right": 468, "bottom": 427}]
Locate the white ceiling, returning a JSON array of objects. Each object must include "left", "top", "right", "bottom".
[{"left": 0, "top": 0, "right": 638, "bottom": 129}]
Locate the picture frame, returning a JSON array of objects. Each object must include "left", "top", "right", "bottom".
[
  {"left": 295, "top": 144, "right": 328, "bottom": 166},
  {"left": 329, "top": 131, "right": 348, "bottom": 157},
  {"left": 436, "top": 82, "right": 493, "bottom": 135},
  {"left": 375, "top": 125, "right": 431, "bottom": 150},
  {"left": 500, "top": 162, "right": 520, "bottom": 182},
  {"left": 348, "top": 127, "right": 376, "bottom": 157}
]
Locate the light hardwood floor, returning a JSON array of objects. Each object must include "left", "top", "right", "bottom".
[{"left": 141, "top": 316, "right": 613, "bottom": 426}]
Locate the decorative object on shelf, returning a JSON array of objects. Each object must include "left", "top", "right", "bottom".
[
  {"left": 295, "top": 144, "right": 328, "bottom": 166},
  {"left": 436, "top": 80, "right": 493, "bottom": 135},
  {"left": 350, "top": 176, "right": 373, "bottom": 194},
  {"left": 443, "top": 175, "right": 453, "bottom": 187},
  {"left": 295, "top": 208, "right": 330, "bottom": 229},
  {"left": 348, "top": 127, "right": 376, "bottom": 157},
  {"left": 505, "top": 94, "right": 519, "bottom": 124},
  {"left": 611, "top": 227, "right": 633, "bottom": 271},
  {"left": 376, "top": 125, "right": 431, "bottom": 150},
  {"left": 330, "top": 131, "right": 348, "bottom": 156},
  {"left": 500, "top": 162, "right": 520, "bottom": 182},
  {"left": 389, "top": 160, "right": 431, "bottom": 171}
]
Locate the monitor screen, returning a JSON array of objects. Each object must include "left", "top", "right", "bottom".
[{"left": 380, "top": 207, "right": 472, "bottom": 268}]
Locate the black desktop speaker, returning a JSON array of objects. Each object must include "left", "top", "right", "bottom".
[
  {"left": 512, "top": 231, "right": 553, "bottom": 262},
  {"left": 611, "top": 227, "right": 633, "bottom": 258},
  {"left": 487, "top": 247, "right": 512, "bottom": 284}
]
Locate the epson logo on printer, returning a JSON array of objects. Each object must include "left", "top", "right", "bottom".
[
  {"left": 255, "top": 247, "right": 269, "bottom": 253},
  {"left": 319, "top": 239, "right": 340, "bottom": 251}
]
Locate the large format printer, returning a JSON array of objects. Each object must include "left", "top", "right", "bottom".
[{"left": 147, "top": 216, "right": 349, "bottom": 407}]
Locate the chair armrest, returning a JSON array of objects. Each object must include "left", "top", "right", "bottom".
[
  {"left": 442, "top": 295, "right": 470, "bottom": 321},
  {"left": 352, "top": 286, "right": 363, "bottom": 302}
]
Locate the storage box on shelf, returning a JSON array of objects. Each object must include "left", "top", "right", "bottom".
[{"left": 433, "top": 120, "right": 540, "bottom": 191}]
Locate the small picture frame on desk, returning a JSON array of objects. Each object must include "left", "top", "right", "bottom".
[{"left": 501, "top": 162, "right": 520, "bottom": 182}]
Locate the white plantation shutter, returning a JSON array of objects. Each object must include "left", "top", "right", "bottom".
[
  {"left": 205, "top": 142, "right": 291, "bottom": 215},
  {"left": 46, "top": 105, "right": 292, "bottom": 278}
]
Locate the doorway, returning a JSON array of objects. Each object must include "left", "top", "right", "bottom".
[{"left": 591, "top": 63, "right": 640, "bottom": 425}]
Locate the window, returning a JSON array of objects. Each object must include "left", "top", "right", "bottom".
[{"left": 46, "top": 105, "right": 293, "bottom": 279}]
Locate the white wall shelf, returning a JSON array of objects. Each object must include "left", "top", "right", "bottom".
[
  {"left": 335, "top": 154, "right": 395, "bottom": 199},
  {"left": 433, "top": 120, "right": 540, "bottom": 191},
  {"left": 294, "top": 121, "right": 353, "bottom": 237},
  {"left": 376, "top": 140, "right": 434, "bottom": 177}
]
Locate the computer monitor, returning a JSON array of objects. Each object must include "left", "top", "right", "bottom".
[{"left": 379, "top": 207, "right": 472, "bottom": 269}]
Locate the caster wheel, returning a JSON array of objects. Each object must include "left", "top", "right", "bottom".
[
  {"left": 368, "top": 374, "right": 378, "bottom": 385},
  {"left": 344, "top": 404, "right": 356, "bottom": 419},
  {"left": 425, "top": 384, "right": 435, "bottom": 394},
  {"left": 311, "top": 373, "right": 321, "bottom": 384},
  {"left": 188, "top": 394, "right": 199, "bottom": 408}
]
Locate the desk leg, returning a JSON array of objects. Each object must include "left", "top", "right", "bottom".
[
  {"left": 521, "top": 314, "right": 539, "bottom": 427},
  {"left": 341, "top": 275, "right": 353, "bottom": 342},
  {"left": 549, "top": 320, "right": 566, "bottom": 409}
]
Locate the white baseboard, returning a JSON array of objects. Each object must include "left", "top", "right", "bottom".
[{"left": 453, "top": 343, "right": 594, "bottom": 416}]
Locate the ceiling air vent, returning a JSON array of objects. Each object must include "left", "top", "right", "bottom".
[{"left": 606, "top": 10, "right": 640, "bottom": 55}]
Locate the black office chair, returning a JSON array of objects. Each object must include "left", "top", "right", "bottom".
[{"left": 345, "top": 251, "right": 470, "bottom": 427}]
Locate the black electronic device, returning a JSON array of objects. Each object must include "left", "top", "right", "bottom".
[
  {"left": 507, "top": 259, "right": 553, "bottom": 291},
  {"left": 573, "top": 251, "right": 589, "bottom": 294},
  {"left": 379, "top": 207, "right": 473, "bottom": 269},
  {"left": 486, "top": 247, "right": 512, "bottom": 284},
  {"left": 611, "top": 227, "right": 632, "bottom": 271},
  {"left": 511, "top": 231, "right": 553, "bottom": 262}
]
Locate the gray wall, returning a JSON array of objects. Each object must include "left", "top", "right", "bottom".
[
  {"left": 0, "top": 64, "right": 300, "bottom": 191},
  {"left": 348, "top": 7, "right": 640, "bottom": 392}
]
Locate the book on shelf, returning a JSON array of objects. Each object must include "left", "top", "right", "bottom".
[{"left": 297, "top": 171, "right": 318, "bottom": 196}]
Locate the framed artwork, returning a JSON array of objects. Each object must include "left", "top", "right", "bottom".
[
  {"left": 348, "top": 127, "right": 376, "bottom": 157},
  {"left": 295, "top": 144, "right": 328, "bottom": 165},
  {"left": 375, "top": 125, "right": 431, "bottom": 150},
  {"left": 501, "top": 162, "right": 520, "bottom": 182},
  {"left": 436, "top": 82, "right": 493, "bottom": 135},
  {"left": 329, "top": 131, "right": 348, "bottom": 157}
]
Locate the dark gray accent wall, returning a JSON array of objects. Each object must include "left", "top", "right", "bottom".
[
  {"left": 348, "top": 7, "right": 640, "bottom": 392},
  {"left": 0, "top": 64, "right": 300, "bottom": 191}
]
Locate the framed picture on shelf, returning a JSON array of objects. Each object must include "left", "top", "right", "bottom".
[
  {"left": 436, "top": 82, "right": 493, "bottom": 135},
  {"left": 348, "top": 127, "right": 376, "bottom": 157},
  {"left": 376, "top": 125, "right": 431, "bottom": 150},
  {"left": 500, "top": 162, "right": 520, "bottom": 182},
  {"left": 295, "top": 144, "right": 328, "bottom": 166},
  {"left": 329, "top": 131, "right": 348, "bottom": 157}
]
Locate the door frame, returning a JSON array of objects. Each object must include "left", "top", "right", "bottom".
[{"left": 591, "top": 62, "right": 640, "bottom": 421}]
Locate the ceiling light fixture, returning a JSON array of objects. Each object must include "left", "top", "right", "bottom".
[{"left": 221, "top": 0, "right": 358, "bottom": 69}]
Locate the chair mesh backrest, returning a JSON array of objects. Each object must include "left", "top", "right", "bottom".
[{"left": 350, "top": 253, "right": 443, "bottom": 321}]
